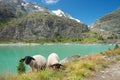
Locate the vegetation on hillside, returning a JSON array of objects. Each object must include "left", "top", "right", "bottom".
[{"left": 1, "top": 31, "right": 118, "bottom": 44}]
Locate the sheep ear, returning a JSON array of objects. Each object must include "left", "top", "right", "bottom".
[
  {"left": 19, "top": 58, "right": 25, "bottom": 62},
  {"left": 31, "top": 57, "right": 35, "bottom": 60},
  {"left": 60, "top": 64, "right": 64, "bottom": 67},
  {"left": 50, "top": 63, "right": 63, "bottom": 69},
  {"left": 55, "top": 64, "right": 64, "bottom": 69}
]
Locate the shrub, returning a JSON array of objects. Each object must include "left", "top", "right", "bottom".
[
  {"left": 98, "top": 36, "right": 104, "bottom": 40},
  {"left": 114, "top": 44, "right": 119, "bottom": 49},
  {"left": 107, "top": 36, "right": 113, "bottom": 39},
  {"left": 17, "top": 61, "right": 26, "bottom": 74},
  {"left": 114, "top": 48, "right": 120, "bottom": 55}
]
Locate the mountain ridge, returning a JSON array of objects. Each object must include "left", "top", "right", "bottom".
[
  {"left": 0, "top": 0, "right": 88, "bottom": 41},
  {"left": 0, "top": 0, "right": 81, "bottom": 24},
  {"left": 90, "top": 8, "right": 120, "bottom": 39},
  {"left": 0, "top": 0, "right": 120, "bottom": 43},
  {"left": 52, "top": 9, "right": 81, "bottom": 23}
]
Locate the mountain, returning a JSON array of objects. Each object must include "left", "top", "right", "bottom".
[
  {"left": 52, "top": 9, "right": 81, "bottom": 23},
  {"left": 0, "top": 12, "right": 88, "bottom": 40},
  {"left": 0, "top": 0, "right": 80, "bottom": 23},
  {"left": 90, "top": 8, "right": 120, "bottom": 39},
  {"left": 0, "top": 0, "right": 50, "bottom": 20},
  {"left": 6, "top": 0, "right": 50, "bottom": 13},
  {"left": 0, "top": 0, "right": 88, "bottom": 41}
]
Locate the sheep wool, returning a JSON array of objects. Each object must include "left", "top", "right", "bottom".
[
  {"left": 47, "top": 53, "right": 60, "bottom": 67},
  {"left": 30, "top": 55, "right": 46, "bottom": 71},
  {"left": 20, "top": 55, "right": 46, "bottom": 71}
]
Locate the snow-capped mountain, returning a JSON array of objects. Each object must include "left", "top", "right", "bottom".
[
  {"left": 0, "top": 0, "right": 80, "bottom": 23},
  {"left": 52, "top": 9, "right": 80, "bottom": 23},
  {"left": 52, "top": 9, "right": 68, "bottom": 17}
]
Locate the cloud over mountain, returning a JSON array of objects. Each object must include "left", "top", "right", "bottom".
[{"left": 42, "top": 0, "right": 59, "bottom": 4}]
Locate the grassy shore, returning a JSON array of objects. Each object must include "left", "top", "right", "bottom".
[{"left": 0, "top": 47, "right": 120, "bottom": 80}]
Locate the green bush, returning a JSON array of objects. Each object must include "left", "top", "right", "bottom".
[
  {"left": 98, "top": 36, "right": 104, "bottom": 40},
  {"left": 17, "top": 61, "right": 26, "bottom": 74},
  {"left": 114, "top": 44, "right": 119, "bottom": 49}
]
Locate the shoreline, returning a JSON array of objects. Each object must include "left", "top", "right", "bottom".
[
  {"left": 0, "top": 39, "right": 119, "bottom": 46},
  {"left": 0, "top": 42, "right": 116, "bottom": 46}
]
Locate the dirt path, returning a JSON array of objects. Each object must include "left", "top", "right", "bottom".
[{"left": 84, "top": 61, "right": 120, "bottom": 80}]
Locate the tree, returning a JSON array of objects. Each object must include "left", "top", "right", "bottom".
[
  {"left": 114, "top": 44, "right": 119, "bottom": 49},
  {"left": 17, "top": 61, "right": 26, "bottom": 74},
  {"left": 98, "top": 36, "right": 104, "bottom": 40}
]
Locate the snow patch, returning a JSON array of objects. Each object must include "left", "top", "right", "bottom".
[
  {"left": 52, "top": 9, "right": 67, "bottom": 17},
  {"left": 21, "top": 2, "right": 29, "bottom": 6},
  {"left": 34, "top": 5, "right": 45, "bottom": 11},
  {"left": 52, "top": 9, "right": 80, "bottom": 23}
]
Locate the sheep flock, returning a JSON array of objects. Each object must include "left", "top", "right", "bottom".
[{"left": 19, "top": 53, "right": 64, "bottom": 72}]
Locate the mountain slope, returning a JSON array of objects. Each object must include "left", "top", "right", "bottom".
[
  {"left": 0, "top": 0, "right": 50, "bottom": 21},
  {"left": 90, "top": 8, "right": 120, "bottom": 39},
  {"left": 0, "top": 12, "right": 88, "bottom": 40},
  {"left": 0, "top": 0, "right": 89, "bottom": 41}
]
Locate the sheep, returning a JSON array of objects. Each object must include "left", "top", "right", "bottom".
[
  {"left": 47, "top": 53, "right": 63, "bottom": 69},
  {"left": 20, "top": 55, "right": 46, "bottom": 71}
]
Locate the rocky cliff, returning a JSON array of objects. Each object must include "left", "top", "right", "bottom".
[
  {"left": 0, "top": 0, "right": 89, "bottom": 41},
  {"left": 0, "top": 0, "right": 50, "bottom": 22},
  {"left": 0, "top": 12, "right": 88, "bottom": 41},
  {"left": 90, "top": 8, "right": 120, "bottom": 39}
]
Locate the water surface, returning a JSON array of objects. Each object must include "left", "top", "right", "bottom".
[{"left": 0, "top": 44, "right": 114, "bottom": 73}]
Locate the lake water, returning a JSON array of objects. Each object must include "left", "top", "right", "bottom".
[{"left": 0, "top": 44, "right": 115, "bottom": 74}]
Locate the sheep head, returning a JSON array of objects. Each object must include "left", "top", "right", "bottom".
[
  {"left": 50, "top": 63, "right": 63, "bottom": 69},
  {"left": 20, "top": 56, "right": 35, "bottom": 65}
]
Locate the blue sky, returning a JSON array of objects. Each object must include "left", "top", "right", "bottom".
[{"left": 25, "top": 0, "right": 120, "bottom": 25}]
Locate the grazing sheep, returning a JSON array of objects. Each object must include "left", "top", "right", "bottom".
[
  {"left": 20, "top": 55, "right": 46, "bottom": 71},
  {"left": 47, "top": 53, "right": 63, "bottom": 69}
]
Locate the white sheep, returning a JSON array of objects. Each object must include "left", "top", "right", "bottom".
[
  {"left": 20, "top": 55, "right": 46, "bottom": 71},
  {"left": 47, "top": 53, "right": 63, "bottom": 69}
]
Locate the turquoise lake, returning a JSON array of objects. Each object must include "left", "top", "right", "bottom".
[{"left": 0, "top": 44, "right": 115, "bottom": 74}]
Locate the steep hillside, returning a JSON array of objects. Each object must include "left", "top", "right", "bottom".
[
  {"left": 0, "top": 12, "right": 88, "bottom": 41},
  {"left": 0, "top": 0, "right": 89, "bottom": 42},
  {"left": 0, "top": 0, "right": 50, "bottom": 22},
  {"left": 90, "top": 8, "right": 120, "bottom": 39}
]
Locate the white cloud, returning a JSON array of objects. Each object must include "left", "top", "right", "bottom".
[{"left": 42, "top": 0, "right": 59, "bottom": 4}]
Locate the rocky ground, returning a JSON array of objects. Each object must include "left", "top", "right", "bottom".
[{"left": 84, "top": 56, "right": 120, "bottom": 80}]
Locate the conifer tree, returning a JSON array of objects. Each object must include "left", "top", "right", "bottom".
[{"left": 17, "top": 61, "right": 26, "bottom": 74}]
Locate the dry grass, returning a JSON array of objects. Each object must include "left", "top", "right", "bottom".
[{"left": 65, "top": 53, "right": 109, "bottom": 79}]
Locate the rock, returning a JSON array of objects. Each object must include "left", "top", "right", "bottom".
[
  {"left": 60, "top": 55, "right": 80, "bottom": 64},
  {"left": 0, "top": 13, "right": 88, "bottom": 40}
]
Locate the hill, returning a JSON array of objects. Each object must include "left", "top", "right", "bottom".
[
  {"left": 90, "top": 8, "right": 120, "bottom": 39},
  {"left": 0, "top": 0, "right": 88, "bottom": 42}
]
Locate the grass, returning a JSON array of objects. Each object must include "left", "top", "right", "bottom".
[
  {"left": 0, "top": 31, "right": 105, "bottom": 44},
  {"left": 0, "top": 69, "right": 65, "bottom": 80},
  {"left": 0, "top": 48, "right": 120, "bottom": 80},
  {"left": 0, "top": 38, "right": 104, "bottom": 44}
]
